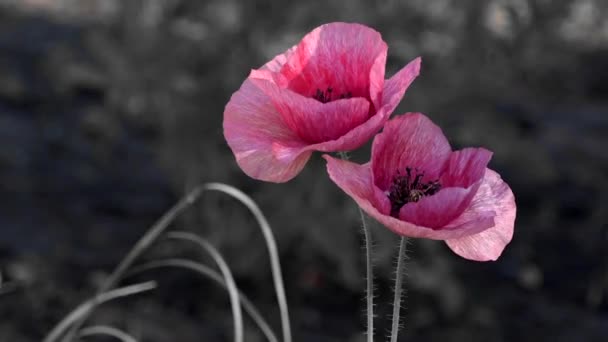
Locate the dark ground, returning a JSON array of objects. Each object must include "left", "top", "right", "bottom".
[{"left": 0, "top": 0, "right": 607, "bottom": 341}]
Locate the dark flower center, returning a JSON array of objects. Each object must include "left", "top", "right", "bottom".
[
  {"left": 313, "top": 87, "right": 352, "bottom": 103},
  {"left": 387, "top": 167, "right": 442, "bottom": 217}
]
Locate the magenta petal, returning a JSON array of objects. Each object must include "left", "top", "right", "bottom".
[
  {"left": 368, "top": 51, "right": 387, "bottom": 111},
  {"left": 324, "top": 155, "right": 425, "bottom": 237},
  {"left": 261, "top": 45, "right": 297, "bottom": 73},
  {"left": 223, "top": 78, "right": 311, "bottom": 183},
  {"left": 376, "top": 57, "right": 421, "bottom": 117},
  {"left": 440, "top": 148, "right": 493, "bottom": 188},
  {"left": 324, "top": 155, "right": 487, "bottom": 240},
  {"left": 372, "top": 113, "right": 451, "bottom": 190},
  {"left": 306, "top": 107, "right": 390, "bottom": 153},
  {"left": 281, "top": 23, "right": 388, "bottom": 99},
  {"left": 250, "top": 77, "right": 371, "bottom": 143},
  {"left": 398, "top": 184, "right": 480, "bottom": 228},
  {"left": 323, "top": 155, "right": 376, "bottom": 203},
  {"left": 445, "top": 169, "right": 516, "bottom": 261}
]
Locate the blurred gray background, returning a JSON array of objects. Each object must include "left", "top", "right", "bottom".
[{"left": 0, "top": 0, "right": 607, "bottom": 341}]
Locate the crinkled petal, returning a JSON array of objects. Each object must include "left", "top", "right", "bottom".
[
  {"left": 305, "top": 108, "right": 391, "bottom": 152},
  {"left": 281, "top": 22, "right": 388, "bottom": 100},
  {"left": 398, "top": 183, "right": 481, "bottom": 229},
  {"left": 223, "top": 78, "right": 311, "bottom": 183},
  {"left": 324, "top": 155, "right": 491, "bottom": 240},
  {"left": 398, "top": 147, "right": 492, "bottom": 228},
  {"left": 445, "top": 169, "right": 516, "bottom": 261},
  {"left": 306, "top": 59, "right": 421, "bottom": 153},
  {"left": 250, "top": 77, "right": 371, "bottom": 143},
  {"left": 440, "top": 148, "right": 493, "bottom": 188},
  {"left": 368, "top": 50, "right": 387, "bottom": 111},
  {"left": 372, "top": 113, "right": 451, "bottom": 190},
  {"left": 323, "top": 155, "right": 376, "bottom": 204},
  {"left": 375, "top": 57, "right": 421, "bottom": 117},
  {"left": 262, "top": 45, "right": 297, "bottom": 73}
]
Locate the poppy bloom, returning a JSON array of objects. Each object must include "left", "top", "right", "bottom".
[
  {"left": 224, "top": 22, "right": 421, "bottom": 182},
  {"left": 324, "top": 113, "right": 516, "bottom": 261}
]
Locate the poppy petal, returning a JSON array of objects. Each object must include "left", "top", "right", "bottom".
[
  {"left": 440, "top": 148, "right": 493, "bottom": 188},
  {"left": 262, "top": 45, "right": 297, "bottom": 73},
  {"left": 372, "top": 113, "right": 451, "bottom": 191},
  {"left": 280, "top": 23, "right": 388, "bottom": 100},
  {"left": 445, "top": 169, "right": 516, "bottom": 261},
  {"left": 306, "top": 108, "right": 391, "bottom": 153},
  {"left": 250, "top": 77, "right": 371, "bottom": 143},
  {"left": 325, "top": 155, "right": 486, "bottom": 240},
  {"left": 224, "top": 78, "right": 311, "bottom": 182},
  {"left": 375, "top": 57, "right": 421, "bottom": 117},
  {"left": 398, "top": 183, "right": 481, "bottom": 228}
]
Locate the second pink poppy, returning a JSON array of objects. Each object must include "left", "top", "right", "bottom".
[{"left": 324, "top": 113, "right": 516, "bottom": 261}]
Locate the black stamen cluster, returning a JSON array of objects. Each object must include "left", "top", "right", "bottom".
[
  {"left": 387, "top": 167, "right": 441, "bottom": 217},
  {"left": 313, "top": 87, "right": 352, "bottom": 103}
]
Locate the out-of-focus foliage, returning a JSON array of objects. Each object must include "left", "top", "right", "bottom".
[{"left": 0, "top": 1, "right": 607, "bottom": 341}]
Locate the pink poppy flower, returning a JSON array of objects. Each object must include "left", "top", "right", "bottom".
[
  {"left": 324, "top": 113, "right": 516, "bottom": 261},
  {"left": 223, "top": 22, "right": 421, "bottom": 182}
]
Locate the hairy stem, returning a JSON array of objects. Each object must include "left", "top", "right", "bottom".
[
  {"left": 390, "top": 237, "right": 408, "bottom": 342},
  {"left": 360, "top": 208, "right": 375, "bottom": 342},
  {"left": 338, "top": 151, "right": 375, "bottom": 342}
]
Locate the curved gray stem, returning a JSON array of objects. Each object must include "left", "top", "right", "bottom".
[
  {"left": 78, "top": 325, "right": 138, "bottom": 342},
  {"left": 167, "top": 231, "right": 243, "bottom": 342},
  {"left": 127, "top": 258, "right": 279, "bottom": 342},
  {"left": 60, "top": 186, "right": 207, "bottom": 341},
  {"left": 43, "top": 281, "right": 156, "bottom": 342},
  {"left": 204, "top": 183, "right": 292, "bottom": 342}
]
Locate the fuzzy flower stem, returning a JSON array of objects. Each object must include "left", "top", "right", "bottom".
[
  {"left": 339, "top": 151, "right": 374, "bottom": 342},
  {"left": 390, "top": 237, "right": 408, "bottom": 342},
  {"left": 360, "top": 207, "right": 375, "bottom": 342}
]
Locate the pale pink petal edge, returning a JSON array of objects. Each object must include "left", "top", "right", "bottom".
[
  {"left": 224, "top": 77, "right": 310, "bottom": 183},
  {"left": 445, "top": 169, "right": 516, "bottom": 261},
  {"left": 378, "top": 57, "right": 421, "bottom": 116}
]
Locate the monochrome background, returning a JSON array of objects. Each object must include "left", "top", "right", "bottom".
[{"left": 0, "top": 0, "right": 607, "bottom": 341}]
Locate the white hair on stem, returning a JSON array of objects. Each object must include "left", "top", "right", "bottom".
[
  {"left": 339, "top": 151, "right": 376, "bottom": 342},
  {"left": 389, "top": 237, "right": 409, "bottom": 342}
]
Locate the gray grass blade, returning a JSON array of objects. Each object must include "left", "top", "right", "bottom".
[{"left": 128, "top": 258, "right": 279, "bottom": 342}]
